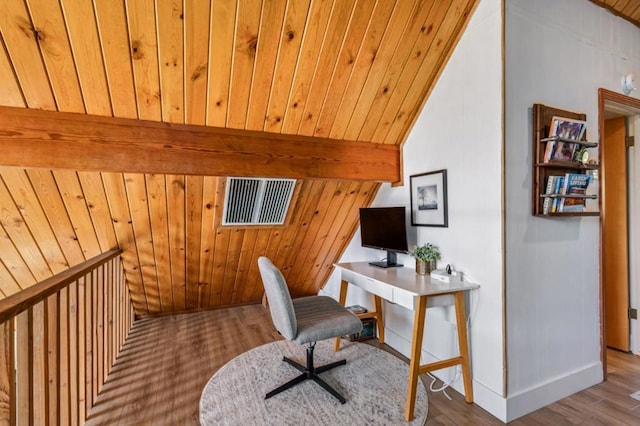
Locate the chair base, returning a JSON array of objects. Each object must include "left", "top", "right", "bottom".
[{"left": 265, "top": 343, "right": 348, "bottom": 404}]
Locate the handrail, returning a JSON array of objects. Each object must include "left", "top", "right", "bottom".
[{"left": 0, "top": 249, "right": 122, "bottom": 324}]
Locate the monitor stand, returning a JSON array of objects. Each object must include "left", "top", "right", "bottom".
[{"left": 369, "top": 251, "right": 403, "bottom": 268}]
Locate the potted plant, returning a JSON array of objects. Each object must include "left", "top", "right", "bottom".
[{"left": 408, "top": 243, "right": 441, "bottom": 275}]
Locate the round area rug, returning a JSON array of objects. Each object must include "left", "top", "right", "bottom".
[{"left": 200, "top": 340, "right": 428, "bottom": 425}]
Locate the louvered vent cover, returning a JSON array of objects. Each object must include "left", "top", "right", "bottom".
[{"left": 223, "top": 178, "right": 296, "bottom": 226}]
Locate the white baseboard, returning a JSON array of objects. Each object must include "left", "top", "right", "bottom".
[
  {"left": 383, "top": 328, "right": 602, "bottom": 423},
  {"left": 505, "top": 362, "right": 603, "bottom": 422},
  {"left": 384, "top": 328, "right": 508, "bottom": 422}
]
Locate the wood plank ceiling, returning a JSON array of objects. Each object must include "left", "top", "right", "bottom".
[
  {"left": 589, "top": 0, "right": 640, "bottom": 27},
  {"left": 0, "top": 0, "right": 479, "bottom": 315}
]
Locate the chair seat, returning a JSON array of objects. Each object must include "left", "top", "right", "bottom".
[{"left": 292, "top": 296, "right": 363, "bottom": 344}]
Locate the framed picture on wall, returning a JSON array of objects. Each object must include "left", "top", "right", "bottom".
[{"left": 410, "top": 169, "right": 448, "bottom": 227}]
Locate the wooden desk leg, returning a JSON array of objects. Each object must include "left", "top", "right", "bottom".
[
  {"left": 405, "top": 295, "right": 427, "bottom": 422},
  {"left": 454, "top": 291, "right": 474, "bottom": 403},
  {"left": 374, "top": 295, "right": 385, "bottom": 344},
  {"left": 334, "top": 280, "right": 349, "bottom": 352}
]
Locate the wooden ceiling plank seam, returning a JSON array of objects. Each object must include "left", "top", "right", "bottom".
[
  {"left": 205, "top": 0, "right": 237, "bottom": 127},
  {"left": 314, "top": 181, "right": 380, "bottom": 292},
  {"left": 281, "top": 0, "right": 342, "bottom": 134},
  {"left": 298, "top": 180, "right": 361, "bottom": 294},
  {"left": 238, "top": 228, "right": 270, "bottom": 303},
  {"left": 184, "top": 0, "right": 211, "bottom": 126},
  {"left": 124, "top": 0, "right": 162, "bottom": 121},
  {"left": 208, "top": 177, "right": 227, "bottom": 307},
  {"left": 184, "top": 175, "right": 204, "bottom": 310},
  {"left": 262, "top": 0, "right": 311, "bottom": 133},
  {"left": 231, "top": 228, "right": 259, "bottom": 305},
  {"left": 123, "top": 172, "right": 162, "bottom": 314},
  {"left": 624, "top": 1, "right": 640, "bottom": 17},
  {"left": 24, "top": 0, "right": 86, "bottom": 113},
  {"left": 144, "top": 174, "right": 173, "bottom": 312},
  {"left": 340, "top": 0, "right": 422, "bottom": 141},
  {"left": 0, "top": 227, "right": 36, "bottom": 291},
  {"left": 244, "top": 0, "right": 288, "bottom": 131},
  {"left": 197, "top": 176, "right": 218, "bottom": 308},
  {"left": 285, "top": 180, "right": 340, "bottom": 296},
  {"left": 52, "top": 170, "right": 102, "bottom": 259},
  {"left": 615, "top": 0, "right": 633, "bottom": 12},
  {"left": 293, "top": 180, "right": 354, "bottom": 295},
  {"left": 209, "top": 227, "right": 230, "bottom": 307},
  {"left": 0, "top": 35, "right": 28, "bottom": 107},
  {"left": 58, "top": 0, "right": 112, "bottom": 116},
  {"left": 0, "top": 169, "right": 70, "bottom": 274},
  {"left": 296, "top": 0, "right": 365, "bottom": 136},
  {"left": 382, "top": 0, "right": 477, "bottom": 145},
  {"left": 243, "top": 227, "right": 283, "bottom": 303},
  {"left": 0, "top": 0, "right": 57, "bottom": 109},
  {"left": 165, "top": 174, "right": 186, "bottom": 311},
  {"left": 279, "top": 180, "right": 325, "bottom": 278},
  {"left": 226, "top": 0, "right": 263, "bottom": 129},
  {"left": 0, "top": 260, "right": 22, "bottom": 297},
  {"left": 219, "top": 228, "right": 245, "bottom": 306},
  {"left": 156, "top": 0, "right": 185, "bottom": 124},
  {"left": 25, "top": 169, "right": 85, "bottom": 266},
  {"left": 270, "top": 0, "right": 333, "bottom": 134},
  {"left": 391, "top": 0, "right": 480, "bottom": 146},
  {"left": 358, "top": 3, "right": 449, "bottom": 142},
  {"left": 310, "top": 181, "right": 378, "bottom": 293},
  {"left": 0, "top": 175, "right": 54, "bottom": 282},
  {"left": 207, "top": 177, "right": 228, "bottom": 305},
  {"left": 328, "top": 1, "right": 408, "bottom": 137},
  {"left": 376, "top": 0, "right": 457, "bottom": 144},
  {"left": 313, "top": 0, "right": 388, "bottom": 137},
  {"left": 101, "top": 172, "right": 148, "bottom": 314},
  {"left": 76, "top": 172, "right": 119, "bottom": 253},
  {"left": 93, "top": 0, "right": 138, "bottom": 119}
]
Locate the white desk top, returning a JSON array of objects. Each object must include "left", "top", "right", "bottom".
[{"left": 334, "top": 262, "right": 479, "bottom": 297}]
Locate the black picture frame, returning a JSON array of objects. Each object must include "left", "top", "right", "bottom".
[{"left": 410, "top": 169, "right": 448, "bottom": 227}]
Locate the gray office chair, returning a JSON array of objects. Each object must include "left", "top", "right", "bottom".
[{"left": 257, "top": 256, "right": 362, "bottom": 404}]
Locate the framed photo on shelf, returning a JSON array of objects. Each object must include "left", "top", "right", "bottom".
[{"left": 410, "top": 169, "right": 448, "bottom": 227}]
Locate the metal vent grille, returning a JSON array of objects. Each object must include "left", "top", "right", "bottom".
[{"left": 223, "top": 178, "right": 296, "bottom": 226}]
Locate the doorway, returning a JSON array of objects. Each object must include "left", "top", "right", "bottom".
[{"left": 599, "top": 88, "right": 640, "bottom": 379}]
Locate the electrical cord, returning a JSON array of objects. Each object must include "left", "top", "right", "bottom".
[{"left": 424, "top": 274, "right": 479, "bottom": 399}]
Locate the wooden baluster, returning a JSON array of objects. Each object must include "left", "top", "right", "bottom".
[
  {"left": 59, "top": 288, "right": 70, "bottom": 425},
  {"left": 78, "top": 276, "right": 86, "bottom": 423},
  {"left": 46, "top": 295, "right": 58, "bottom": 425},
  {"left": 32, "top": 302, "right": 47, "bottom": 425},
  {"left": 0, "top": 320, "right": 15, "bottom": 425},
  {"left": 16, "top": 309, "right": 32, "bottom": 425}
]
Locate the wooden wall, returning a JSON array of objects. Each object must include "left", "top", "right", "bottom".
[{"left": 0, "top": 168, "right": 378, "bottom": 314}]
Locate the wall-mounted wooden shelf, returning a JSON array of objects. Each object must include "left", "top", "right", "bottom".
[{"left": 532, "top": 104, "right": 600, "bottom": 217}]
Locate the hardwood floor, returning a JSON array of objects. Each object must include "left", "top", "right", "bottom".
[{"left": 86, "top": 305, "right": 640, "bottom": 425}]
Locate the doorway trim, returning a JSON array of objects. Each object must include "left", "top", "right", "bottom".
[{"left": 598, "top": 88, "right": 640, "bottom": 380}]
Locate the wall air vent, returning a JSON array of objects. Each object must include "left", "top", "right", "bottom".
[{"left": 222, "top": 177, "right": 296, "bottom": 226}]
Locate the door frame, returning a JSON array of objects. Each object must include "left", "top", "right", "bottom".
[{"left": 598, "top": 88, "right": 640, "bottom": 379}]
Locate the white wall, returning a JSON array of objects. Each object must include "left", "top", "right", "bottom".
[
  {"left": 505, "top": 0, "right": 640, "bottom": 420},
  {"left": 324, "top": 0, "right": 507, "bottom": 420}
]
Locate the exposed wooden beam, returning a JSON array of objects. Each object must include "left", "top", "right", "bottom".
[{"left": 0, "top": 106, "right": 400, "bottom": 182}]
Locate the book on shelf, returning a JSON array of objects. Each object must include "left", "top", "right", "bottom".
[
  {"left": 542, "top": 175, "right": 558, "bottom": 214},
  {"left": 345, "top": 305, "right": 367, "bottom": 315},
  {"left": 551, "top": 175, "right": 565, "bottom": 213},
  {"left": 558, "top": 173, "right": 591, "bottom": 213},
  {"left": 543, "top": 116, "right": 587, "bottom": 162}
]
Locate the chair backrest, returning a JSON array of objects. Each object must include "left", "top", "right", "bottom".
[{"left": 257, "top": 257, "right": 297, "bottom": 340}]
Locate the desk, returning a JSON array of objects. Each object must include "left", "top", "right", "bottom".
[{"left": 333, "top": 262, "right": 479, "bottom": 421}]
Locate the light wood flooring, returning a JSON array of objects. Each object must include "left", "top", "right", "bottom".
[{"left": 86, "top": 305, "right": 640, "bottom": 425}]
